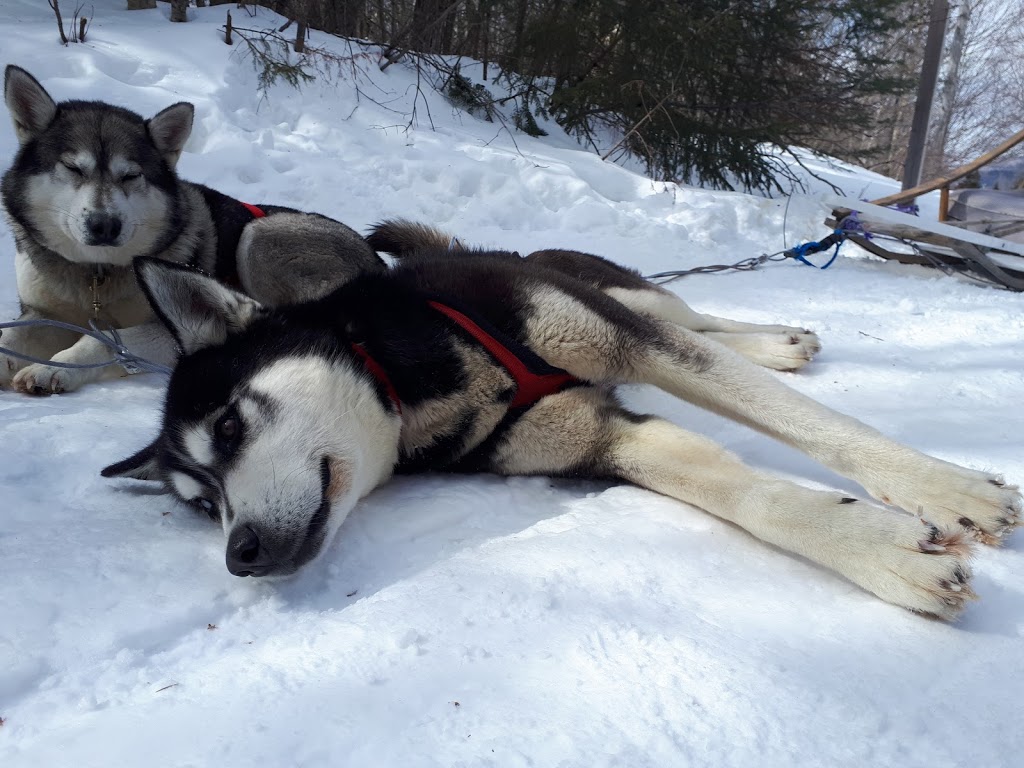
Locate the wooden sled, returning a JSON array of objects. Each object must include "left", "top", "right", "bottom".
[{"left": 826, "top": 127, "right": 1024, "bottom": 291}]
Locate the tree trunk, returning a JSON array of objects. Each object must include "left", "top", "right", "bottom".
[
  {"left": 902, "top": 0, "right": 949, "bottom": 190},
  {"left": 412, "top": 0, "right": 452, "bottom": 54},
  {"left": 126, "top": 1, "right": 157, "bottom": 9},
  {"left": 48, "top": 0, "right": 69, "bottom": 44},
  {"left": 170, "top": 0, "right": 188, "bottom": 23},
  {"left": 481, "top": 1, "right": 490, "bottom": 80},
  {"left": 506, "top": 0, "right": 529, "bottom": 72},
  {"left": 924, "top": 0, "right": 972, "bottom": 178}
]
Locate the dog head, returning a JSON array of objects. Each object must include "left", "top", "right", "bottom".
[
  {"left": 1, "top": 65, "right": 193, "bottom": 265},
  {"left": 102, "top": 259, "right": 400, "bottom": 577}
]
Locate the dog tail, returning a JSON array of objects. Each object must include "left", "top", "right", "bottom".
[{"left": 366, "top": 219, "right": 462, "bottom": 257}]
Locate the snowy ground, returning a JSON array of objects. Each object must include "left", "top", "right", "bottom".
[{"left": 2, "top": 3, "right": 1023, "bottom": 766}]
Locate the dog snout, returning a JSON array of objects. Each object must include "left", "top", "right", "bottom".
[
  {"left": 84, "top": 213, "right": 122, "bottom": 245},
  {"left": 226, "top": 525, "right": 277, "bottom": 577}
]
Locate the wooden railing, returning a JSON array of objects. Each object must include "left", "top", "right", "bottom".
[{"left": 870, "top": 126, "right": 1024, "bottom": 219}]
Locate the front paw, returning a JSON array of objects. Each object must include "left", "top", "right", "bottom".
[
  {"left": 11, "top": 363, "right": 83, "bottom": 395},
  {"left": 752, "top": 330, "right": 822, "bottom": 372},
  {"left": 885, "top": 463, "right": 1022, "bottom": 546},
  {"left": 858, "top": 521, "right": 976, "bottom": 621}
]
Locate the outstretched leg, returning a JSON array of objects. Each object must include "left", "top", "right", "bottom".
[
  {"left": 489, "top": 388, "right": 975, "bottom": 619},
  {"left": 523, "top": 286, "right": 1022, "bottom": 544}
]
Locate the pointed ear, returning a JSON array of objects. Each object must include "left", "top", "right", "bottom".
[
  {"left": 102, "top": 440, "right": 161, "bottom": 481},
  {"left": 146, "top": 101, "right": 193, "bottom": 166},
  {"left": 4, "top": 66, "right": 57, "bottom": 144},
  {"left": 134, "top": 257, "right": 264, "bottom": 355}
]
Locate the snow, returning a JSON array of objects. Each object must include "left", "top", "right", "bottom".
[{"left": 2, "top": 3, "right": 1023, "bottom": 766}]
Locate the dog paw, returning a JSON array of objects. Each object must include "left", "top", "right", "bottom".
[
  {"left": 881, "top": 463, "right": 1022, "bottom": 546},
  {"left": 845, "top": 513, "right": 976, "bottom": 621},
  {"left": 715, "top": 330, "right": 822, "bottom": 371},
  {"left": 0, "top": 352, "right": 26, "bottom": 386},
  {"left": 11, "top": 363, "right": 78, "bottom": 395},
  {"left": 875, "top": 526, "right": 976, "bottom": 621},
  {"left": 775, "top": 330, "right": 821, "bottom": 372}
]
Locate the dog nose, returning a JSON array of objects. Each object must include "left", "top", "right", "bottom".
[
  {"left": 226, "top": 525, "right": 276, "bottom": 576},
  {"left": 84, "top": 213, "right": 122, "bottom": 245}
]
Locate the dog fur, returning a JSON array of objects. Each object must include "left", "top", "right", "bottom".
[
  {"left": 104, "top": 220, "right": 1022, "bottom": 621},
  {"left": 0, "top": 65, "right": 382, "bottom": 394}
]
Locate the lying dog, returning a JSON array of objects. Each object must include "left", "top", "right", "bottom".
[
  {"left": 0, "top": 65, "right": 382, "bottom": 394},
  {"left": 104, "top": 220, "right": 1021, "bottom": 620}
]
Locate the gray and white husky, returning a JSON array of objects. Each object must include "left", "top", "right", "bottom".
[
  {"left": 104, "top": 220, "right": 1021, "bottom": 620},
  {"left": 0, "top": 65, "right": 382, "bottom": 394}
]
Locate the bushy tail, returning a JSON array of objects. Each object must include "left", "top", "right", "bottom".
[{"left": 366, "top": 219, "right": 462, "bottom": 257}]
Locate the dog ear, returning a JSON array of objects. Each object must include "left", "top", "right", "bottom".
[
  {"left": 134, "top": 257, "right": 265, "bottom": 355},
  {"left": 101, "top": 440, "right": 161, "bottom": 481},
  {"left": 146, "top": 101, "right": 194, "bottom": 166},
  {"left": 4, "top": 66, "right": 57, "bottom": 144}
]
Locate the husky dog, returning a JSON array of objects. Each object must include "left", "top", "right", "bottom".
[
  {"left": 0, "top": 65, "right": 382, "bottom": 394},
  {"left": 103, "top": 220, "right": 1021, "bottom": 620}
]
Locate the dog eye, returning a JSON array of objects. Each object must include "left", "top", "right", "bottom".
[
  {"left": 60, "top": 162, "right": 83, "bottom": 176},
  {"left": 121, "top": 171, "right": 141, "bottom": 183},
  {"left": 194, "top": 498, "right": 219, "bottom": 521},
  {"left": 214, "top": 411, "right": 242, "bottom": 451}
]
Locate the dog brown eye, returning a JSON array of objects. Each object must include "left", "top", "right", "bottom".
[
  {"left": 216, "top": 416, "right": 239, "bottom": 441},
  {"left": 61, "top": 161, "right": 83, "bottom": 176},
  {"left": 121, "top": 171, "right": 141, "bottom": 183}
]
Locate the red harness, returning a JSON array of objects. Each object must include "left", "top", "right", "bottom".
[
  {"left": 240, "top": 199, "right": 573, "bottom": 414},
  {"left": 353, "top": 301, "right": 578, "bottom": 414},
  {"left": 427, "top": 301, "right": 577, "bottom": 409},
  {"left": 241, "top": 202, "right": 266, "bottom": 219}
]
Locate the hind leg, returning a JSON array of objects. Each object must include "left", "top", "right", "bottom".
[
  {"left": 523, "top": 286, "right": 1021, "bottom": 545},
  {"left": 236, "top": 213, "right": 384, "bottom": 306},
  {"left": 489, "top": 388, "right": 975, "bottom": 619}
]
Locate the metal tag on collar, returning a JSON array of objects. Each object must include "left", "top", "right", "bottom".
[{"left": 90, "top": 266, "right": 107, "bottom": 320}]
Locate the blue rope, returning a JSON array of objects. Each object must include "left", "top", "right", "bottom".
[
  {"left": 0, "top": 318, "right": 173, "bottom": 375},
  {"left": 787, "top": 230, "right": 844, "bottom": 269}
]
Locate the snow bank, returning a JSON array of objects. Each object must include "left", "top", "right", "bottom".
[{"left": 1, "top": 3, "right": 1022, "bottom": 766}]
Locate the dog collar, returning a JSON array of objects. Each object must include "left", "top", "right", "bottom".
[{"left": 350, "top": 342, "right": 402, "bottom": 413}]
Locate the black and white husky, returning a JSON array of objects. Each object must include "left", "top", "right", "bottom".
[
  {"left": 0, "top": 65, "right": 382, "bottom": 394},
  {"left": 104, "top": 220, "right": 1021, "bottom": 620}
]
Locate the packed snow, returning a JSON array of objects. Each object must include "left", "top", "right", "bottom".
[{"left": 1, "top": 3, "right": 1023, "bottom": 766}]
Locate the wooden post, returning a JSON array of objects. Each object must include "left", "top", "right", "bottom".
[
  {"left": 939, "top": 185, "right": 949, "bottom": 222},
  {"left": 902, "top": 0, "right": 949, "bottom": 193},
  {"left": 224, "top": 10, "right": 232, "bottom": 45}
]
